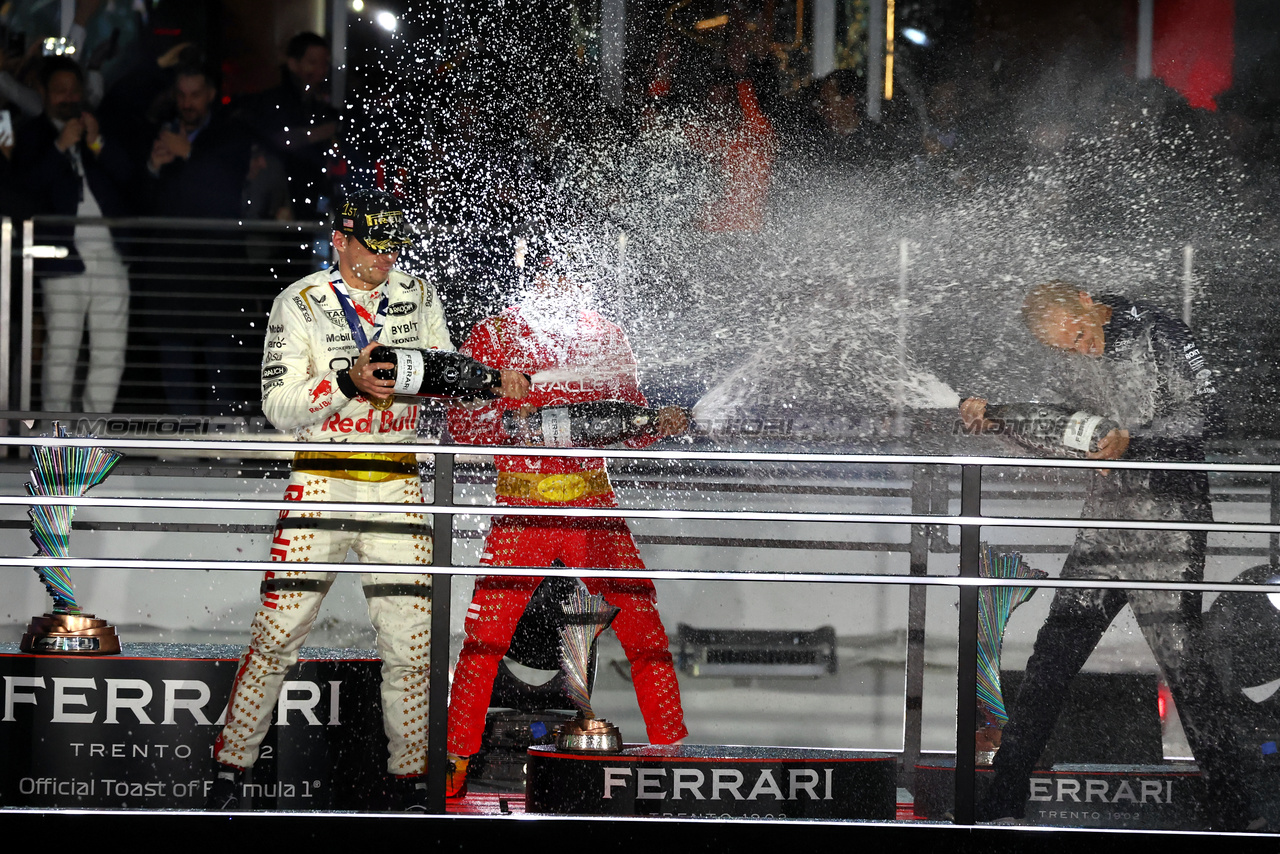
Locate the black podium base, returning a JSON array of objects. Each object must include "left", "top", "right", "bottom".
[
  {"left": 914, "top": 755, "right": 1207, "bottom": 829},
  {"left": 527, "top": 744, "right": 897, "bottom": 819},
  {"left": 0, "top": 648, "right": 392, "bottom": 810}
]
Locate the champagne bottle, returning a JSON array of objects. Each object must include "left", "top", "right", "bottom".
[
  {"left": 983, "top": 403, "right": 1121, "bottom": 458},
  {"left": 369, "top": 346, "right": 502, "bottom": 399},
  {"left": 502, "top": 401, "right": 679, "bottom": 447}
]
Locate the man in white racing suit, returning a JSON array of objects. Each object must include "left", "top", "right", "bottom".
[{"left": 209, "top": 188, "right": 523, "bottom": 810}]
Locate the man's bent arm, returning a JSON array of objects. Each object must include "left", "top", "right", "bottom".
[
  {"left": 446, "top": 321, "right": 510, "bottom": 446},
  {"left": 261, "top": 290, "right": 352, "bottom": 432}
]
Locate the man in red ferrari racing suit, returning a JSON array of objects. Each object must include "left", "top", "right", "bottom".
[
  {"left": 210, "top": 189, "right": 524, "bottom": 809},
  {"left": 444, "top": 287, "right": 689, "bottom": 793}
]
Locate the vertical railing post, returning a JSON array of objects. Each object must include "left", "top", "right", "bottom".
[
  {"left": 329, "top": 0, "right": 348, "bottom": 110},
  {"left": 893, "top": 239, "right": 910, "bottom": 437},
  {"left": 1, "top": 217, "right": 11, "bottom": 427},
  {"left": 427, "top": 452, "right": 455, "bottom": 812},
  {"left": 866, "top": 0, "right": 885, "bottom": 121},
  {"left": 20, "top": 219, "right": 33, "bottom": 413},
  {"left": 953, "top": 464, "right": 982, "bottom": 824},
  {"left": 1182, "top": 244, "right": 1194, "bottom": 328},
  {"left": 1136, "top": 0, "right": 1154, "bottom": 80},
  {"left": 1271, "top": 472, "right": 1279, "bottom": 568},
  {"left": 600, "top": 0, "right": 626, "bottom": 107},
  {"left": 811, "top": 0, "right": 836, "bottom": 79},
  {"left": 900, "top": 463, "right": 932, "bottom": 789}
]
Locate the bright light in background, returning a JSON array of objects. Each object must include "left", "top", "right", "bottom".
[
  {"left": 376, "top": 10, "right": 396, "bottom": 31},
  {"left": 903, "top": 28, "right": 929, "bottom": 46},
  {"left": 1266, "top": 575, "right": 1280, "bottom": 611},
  {"left": 884, "top": 0, "right": 895, "bottom": 100},
  {"left": 351, "top": 0, "right": 364, "bottom": 11}
]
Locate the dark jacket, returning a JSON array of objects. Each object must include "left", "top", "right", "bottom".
[
  {"left": 146, "top": 109, "right": 252, "bottom": 221},
  {"left": 138, "top": 108, "right": 253, "bottom": 326},
  {"left": 235, "top": 70, "right": 340, "bottom": 219},
  {"left": 1091, "top": 294, "right": 1218, "bottom": 503},
  {"left": 12, "top": 114, "right": 137, "bottom": 275}
]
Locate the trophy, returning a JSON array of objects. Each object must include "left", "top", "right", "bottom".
[
  {"left": 19, "top": 424, "right": 124, "bottom": 655},
  {"left": 975, "top": 544, "right": 1047, "bottom": 764},
  {"left": 554, "top": 586, "right": 623, "bottom": 752}
]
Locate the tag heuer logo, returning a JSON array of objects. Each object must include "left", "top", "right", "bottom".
[
  {"left": 386, "top": 302, "right": 416, "bottom": 316},
  {"left": 325, "top": 310, "right": 346, "bottom": 326}
]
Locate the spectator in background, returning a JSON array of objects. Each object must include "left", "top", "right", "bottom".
[
  {"left": 4, "top": 0, "right": 142, "bottom": 108},
  {"left": 94, "top": 40, "right": 204, "bottom": 180},
  {"left": 921, "top": 79, "right": 963, "bottom": 159},
  {"left": 141, "top": 63, "right": 253, "bottom": 415},
  {"left": 237, "top": 32, "right": 341, "bottom": 221},
  {"left": 13, "top": 55, "right": 134, "bottom": 413},
  {"left": 0, "top": 114, "right": 14, "bottom": 218},
  {"left": 814, "top": 71, "right": 862, "bottom": 141},
  {"left": 787, "top": 69, "right": 871, "bottom": 165},
  {"left": 241, "top": 142, "right": 292, "bottom": 222},
  {"left": 683, "top": 56, "right": 776, "bottom": 233},
  {"left": 0, "top": 36, "right": 36, "bottom": 219},
  {"left": 0, "top": 36, "right": 42, "bottom": 120}
]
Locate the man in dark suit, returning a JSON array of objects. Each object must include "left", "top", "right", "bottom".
[
  {"left": 13, "top": 55, "right": 135, "bottom": 413},
  {"left": 141, "top": 63, "right": 253, "bottom": 415},
  {"left": 236, "top": 32, "right": 341, "bottom": 221}
]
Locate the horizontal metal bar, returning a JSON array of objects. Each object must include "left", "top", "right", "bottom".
[
  {"left": 0, "top": 517, "right": 1265, "bottom": 558},
  {"left": 26, "top": 216, "right": 330, "bottom": 232},
  {"left": 0, "top": 493, "right": 1276, "bottom": 535},
  {"left": 0, "top": 433, "right": 1278, "bottom": 474},
  {"left": 2, "top": 554, "right": 1276, "bottom": 594}
]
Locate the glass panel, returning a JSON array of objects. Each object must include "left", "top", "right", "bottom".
[{"left": 965, "top": 576, "right": 1274, "bottom": 832}]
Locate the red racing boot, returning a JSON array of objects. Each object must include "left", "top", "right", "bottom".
[{"left": 446, "top": 755, "right": 469, "bottom": 799}]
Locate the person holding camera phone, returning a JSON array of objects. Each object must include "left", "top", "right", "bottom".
[{"left": 13, "top": 55, "right": 134, "bottom": 413}]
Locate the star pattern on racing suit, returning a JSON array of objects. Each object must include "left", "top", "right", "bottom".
[
  {"left": 214, "top": 266, "right": 451, "bottom": 779},
  {"left": 444, "top": 304, "right": 688, "bottom": 757}
]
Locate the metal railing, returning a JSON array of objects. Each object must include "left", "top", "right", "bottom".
[
  {"left": 8, "top": 216, "right": 331, "bottom": 415},
  {"left": 5, "top": 432, "right": 1280, "bottom": 824},
  {"left": 5, "top": 214, "right": 1280, "bottom": 827},
  {"left": 6, "top": 216, "right": 1280, "bottom": 436}
]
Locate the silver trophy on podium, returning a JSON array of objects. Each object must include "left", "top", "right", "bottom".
[{"left": 554, "top": 586, "right": 623, "bottom": 752}]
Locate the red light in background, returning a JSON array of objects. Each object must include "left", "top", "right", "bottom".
[
  {"left": 1157, "top": 683, "right": 1171, "bottom": 720},
  {"left": 221, "top": 96, "right": 231, "bottom": 104},
  {"left": 1152, "top": 0, "right": 1235, "bottom": 110}
]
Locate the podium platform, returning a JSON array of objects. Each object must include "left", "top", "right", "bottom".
[
  {"left": 913, "top": 755, "right": 1207, "bottom": 829},
  {"left": 0, "top": 646, "right": 394, "bottom": 810},
  {"left": 527, "top": 744, "right": 897, "bottom": 819}
]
